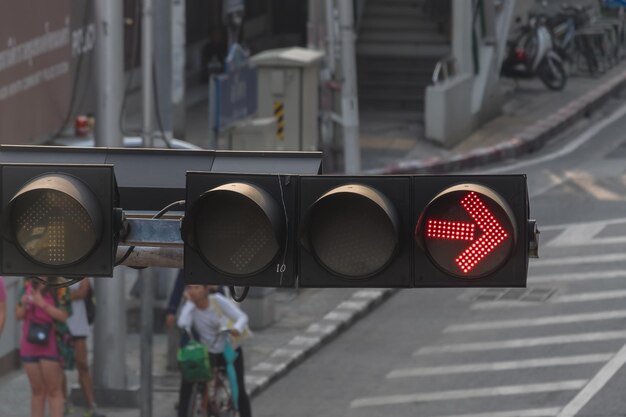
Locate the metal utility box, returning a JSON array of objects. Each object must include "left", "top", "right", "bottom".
[{"left": 250, "top": 47, "right": 324, "bottom": 151}]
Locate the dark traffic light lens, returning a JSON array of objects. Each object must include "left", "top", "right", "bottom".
[
  {"left": 305, "top": 185, "right": 399, "bottom": 279},
  {"left": 192, "top": 183, "right": 282, "bottom": 277},
  {"left": 9, "top": 174, "right": 102, "bottom": 267}
]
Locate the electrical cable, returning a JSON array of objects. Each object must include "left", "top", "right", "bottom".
[
  {"left": 119, "top": 0, "right": 143, "bottom": 137},
  {"left": 115, "top": 200, "right": 185, "bottom": 267},
  {"left": 152, "top": 61, "right": 173, "bottom": 148},
  {"left": 229, "top": 286, "right": 249, "bottom": 303},
  {"left": 48, "top": 1, "right": 93, "bottom": 141}
]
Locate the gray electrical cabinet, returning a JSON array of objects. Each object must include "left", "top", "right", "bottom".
[{"left": 250, "top": 47, "right": 324, "bottom": 151}]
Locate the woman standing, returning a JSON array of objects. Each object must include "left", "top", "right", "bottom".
[
  {"left": 16, "top": 278, "right": 70, "bottom": 417},
  {"left": 65, "top": 278, "right": 104, "bottom": 417},
  {"left": 177, "top": 285, "right": 252, "bottom": 417}
]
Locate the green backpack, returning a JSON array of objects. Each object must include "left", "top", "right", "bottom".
[{"left": 177, "top": 339, "right": 211, "bottom": 382}]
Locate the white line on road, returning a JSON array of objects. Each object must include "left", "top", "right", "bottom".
[
  {"left": 445, "top": 310, "right": 626, "bottom": 332},
  {"left": 472, "top": 292, "right": 626, "bottom": 310},
  {"left": 433, "top": 408, "right": 561, "bottom": 417},
  {"left": 553, "top": 289, "right": 626, "bottom": 304},
  {"left": 350, "top": 380, "right": 587, "bottom": 408},
  {"left": 387, "top": 353, "right": 612, "bottom": 378},
  {"left": 415, "top": 331, "right": 626, "bottom": 355},
  {"left": 556, "top": 343, "right": 626, "bottom": 417},
  {"left": 482, "top": 100, "right": 626, "bottom": 177},
  {"left": 540, "top": 217, "right": 626, "bottom": 232},
  {"left": 529, "top": 270, "right": 626, "bottom": 284},
  {"left": 531, "top": 253, "right": 626, "bottom": 267},
  {"left": 546, "top": 223, "right": 607, "bottom": 247}
]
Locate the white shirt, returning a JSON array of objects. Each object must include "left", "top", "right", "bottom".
[
  {"left": 177, "top": 293, "right": 248, "bottom": 353},
  {"left": 67, "top": 282, "right": 90, "bottom": 337}
]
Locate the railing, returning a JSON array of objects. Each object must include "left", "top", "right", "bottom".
[{"left": 432, "top": 56, "right": 458, "bottom": 84}]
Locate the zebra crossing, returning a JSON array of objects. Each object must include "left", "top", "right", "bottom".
[{"left": 348, "top": 217, "right": 626, "bottom": 417}]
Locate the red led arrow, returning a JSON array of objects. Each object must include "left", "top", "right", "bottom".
[{"left": 427, "top": 192, "right": 508, "bottom": 274}]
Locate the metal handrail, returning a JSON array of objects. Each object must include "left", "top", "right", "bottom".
[{"left": 432, "top": 56, "right": 458, "bottom": 84}]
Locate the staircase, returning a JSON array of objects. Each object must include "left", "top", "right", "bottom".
[{"left": 357, "top": 0, "right": 451, "bottom": 126}]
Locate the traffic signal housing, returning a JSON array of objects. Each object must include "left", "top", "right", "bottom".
[
  {"left": 0, "top": 164, "right": 121, "bottom": 278},
  {"left": 182, "top": 172, "right": 298, "bottom": 287},
  {"left": 184, "top": 173, "right": 530, "bottom": 288},
  {"left": 298, "top": 176, "right": 412, "bottom": 287},
  {"left": 413, "top": 176, "right": 528, "bottom": 287}
]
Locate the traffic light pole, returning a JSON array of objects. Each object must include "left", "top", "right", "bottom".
[
  {"left": 141, "top": 0, "right": 155, "bottom": 414},
  {"left": 338, "top": 0, "right": 361, "bottom": 173},
  {"left": 92, "top": 0, "right": 132, "bottom": 407}
]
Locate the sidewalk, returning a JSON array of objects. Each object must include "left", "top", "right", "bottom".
[
  {"left": 2, "top": 60, "right": 626, "bottom": 417},
  {"left": 363, "top": 62, "right": 626, "bottom": 174}
]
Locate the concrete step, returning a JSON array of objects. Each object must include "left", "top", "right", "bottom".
[
  {"left": 358, "top": 30, "right": 448, "bottom": 44},
  {"left": 357, "top": 57, "right": 439, "bottom": 73},
  {"left": 359, "top": 87, "right": 426, "bottom": 109},
  {"left": 357, "top": 43, "right": 450, "bottom": 58},
  {"left": 359, "top": 96, "right": 425, "bottom": 112},
  {"left": 367, "top": 0, "right": 426, "bottom": 7},
  {"left": 360, "top": 109, "right": 424, "bottom": 123},
  {"left": 359, "top": 75, "right": 432, "bottom": 90},
  {"left": 364, "top": 5, "right": 425, "bottom": 19},
  {"left": 360, "top": 18, "right": 439, "bottom": 32}
]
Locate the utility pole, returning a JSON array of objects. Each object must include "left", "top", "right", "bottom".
[
  {"left": 338, "top": 0, "right": 361, "bottom": 173},
  {"left": 141, "top": 0, "right": 155, "bottom": 415},
  {"left": 92, "top": 0, "right": 129, "bottom": 404},
  {"left": 171, "top": 0, "right": 186, "bottom": 140}
]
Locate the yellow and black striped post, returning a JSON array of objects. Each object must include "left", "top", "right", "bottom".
[{"left": 274, "top": 100, "right": 285, "bottom": 141}]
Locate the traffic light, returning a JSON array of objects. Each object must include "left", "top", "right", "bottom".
[
  {"left": 182, "top": 172, "right": 298, "bottom": 287},
  {"left": 184, "top": 173, "right": 531, "bottom": 288},
  {"left": 413, "top": 176, "right": 528, "bottom": 287},
  {"left": 0, "top": 164, "right": 121, "bottom": 278}
]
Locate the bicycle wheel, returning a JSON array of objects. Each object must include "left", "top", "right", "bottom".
[
  {"left": 538, "top": 53, "right": 567, "bottom": 91},
  {"left": 211, "top": 373, "right": 238, "bottom": 417},
  {"left": 187, "top": 383, "right": 209, "bottom": 417}
]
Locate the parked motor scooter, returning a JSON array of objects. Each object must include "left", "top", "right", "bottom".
[{"left": 502, "top": 14, "right": 567, "bottom": 91}]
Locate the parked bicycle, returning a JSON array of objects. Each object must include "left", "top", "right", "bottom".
[{"left": 537, "top": 1, "right": 626, "bottom": 76}]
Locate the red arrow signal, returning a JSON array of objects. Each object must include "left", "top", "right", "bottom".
[
  {"left": 455, "top": 192, "right": 508, "bottom": 273},
  {"left": 426, "top": 191, "right": 509, "bottom": 274}
]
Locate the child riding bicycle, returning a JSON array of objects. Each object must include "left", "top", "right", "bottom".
[{"left": 177, "top": 284, "right": 252, "bottom": 417}]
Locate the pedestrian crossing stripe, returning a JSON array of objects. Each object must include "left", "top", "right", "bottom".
[
  {"left": 274, "top": 100, "right": 285, "bottom": 140},
  {"left": 431, "top": 408, "right": 561, "bottom": 417},
  {"left": 387, "top": 354, "right": 612, "bottom": 378},
  {"left": 415, "top": 330, "right": 626, "bottom": 355},
  {"left": 445, "top": 309, "right": 626, "bottom": 332},
  {"left": 530, "top": 270, "right": 626, "bottom": 284},
  {"left": 350, "top": 380, "right": 586, "bottom": 408}
]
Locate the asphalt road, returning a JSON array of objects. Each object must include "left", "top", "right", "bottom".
[{"left": 251, "top": 102, "right": 626, "bottom": 416}]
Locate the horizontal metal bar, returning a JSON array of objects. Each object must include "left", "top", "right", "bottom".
[
  {"left": 116, "top": 246, "right": 183, "bottom": 269},
  {"left": 122, "top": 218, "right": 183, "bottom": 248}
]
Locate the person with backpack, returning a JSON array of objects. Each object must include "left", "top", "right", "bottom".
[
  {"left": 64, "top": 278, "right": 104, "bottom": 417},
  {"left": 16, "top": 277, "right": 71, "bottom": 417}
]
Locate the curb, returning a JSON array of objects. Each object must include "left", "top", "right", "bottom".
[
  {"left": 367, "top": 70, "right": 626, "bottom": 175},
  {"left": 245, "top": 288, "right": 396, "bottom": 398}
]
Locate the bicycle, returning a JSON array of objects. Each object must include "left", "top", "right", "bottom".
[{"left": 185, "top": 330, "right": 239, "bottom": 417}]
